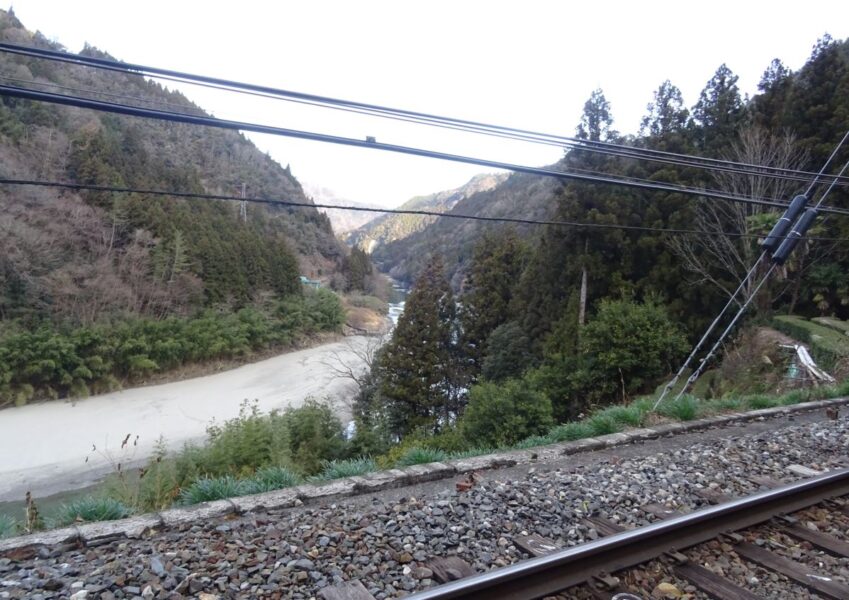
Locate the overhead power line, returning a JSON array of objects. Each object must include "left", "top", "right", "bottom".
[
  {"left": 1, "top": 41, "right": 848, "bottom": 190},
  {"left": 3, "top": 83, "right": 849, "bottom": 218},
  {"left": 1, "top": 178, "right": 847, "bottom": 243}
]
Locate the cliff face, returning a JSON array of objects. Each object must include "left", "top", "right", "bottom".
[
  {"left": 365, "top": 169, "right": 560, "bottom": 288},
  {"left": 344, "top": 173, "right": 508, "bottom": 255}
]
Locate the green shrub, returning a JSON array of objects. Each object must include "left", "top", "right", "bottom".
[
  {"left": 310, "top": 458, "right": 377, "bottom": 481},
  {"left": 0, "top": 292, "right": 348, "bottom": 407},
  {"left": 194, "top": 401, "right": 291, "bottom": 477},
  {"left": 395, "top": 447, "right": 448, "bottom": 467},
  {"left": 179, "top": 476, "right": 248, "bottom": 505},
  {"left": 51, "top": 497, "right": 132, "bottom": 527},
  {"left": 245, "top": 466, "right": 301, "bottom": 493},
  {"left": 657, "top": 394, "right": 700, "bottom": 421},
  {"left": 460, "top": 380, "right": 554, "bottom": 448},
  {"left": 548, "top": 422, "right": 594, "bottom": 442},
  {"left": 0, "top": 513, "right": 17, "bottom": 539},
  {"left": 285, "top": 399, "right": 348, "bottom": 475}
]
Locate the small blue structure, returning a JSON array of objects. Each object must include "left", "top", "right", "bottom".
[{"left": 299, "top": 275, "right": 321, "bottom": 289}]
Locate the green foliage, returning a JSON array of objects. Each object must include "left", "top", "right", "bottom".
[
  {"left": 480, "top": 321, "right": 537, "bottom": 382},
  {"left": 742, "top": 394, "right": 781, "bottom": 409},
  {"left": 395, "top": 446, "right": 448, "bottom": 467},
  {"left": 460, "top": 230, "right": 526, "bottom": 376},
  {"left": 379, "top": 255, "right": 464, "bottom": 437},
  {"left": 179, "top": 476, "right": 248, "bottom": 505},
  {"left": 0, "top": 292, "right": 345, "bottom": 407},
  {"left": 594, "top": 403, "right": 646, "bottom": 427},
  {"left": 460, "top": 380, "right": 554, "bottom": 448},
  {"left": 244, "top": 466, "right": 301, "bottom": 493},
  {"left": 548, "top": 422, "right": 594, "bottom": 442},
  {"left": 192, "top": 401, "right": 292, "bottom": 477},
  {"left": 0, "top": 513, "right": 17, "bottom": 539},
  {"left": 513, "top": 434, "right": 555, "bottom": 449},
  {"left": 657, "top": 394, "right": 701, "bottom": 421},
  {"left": 342, "top": 247, "right": 374, "bottom": 292},
  {"left": 285, "top": 399, "right": 348, "bottom": 476},
  {"left": 586, "top": 413, "right": 621, "bottom": 436},
  {"left": 311, "top": 458, "right": 377, "bottom": 481},
  {"left": 51, "top": 496, "right": 131, "bottom": 527}
]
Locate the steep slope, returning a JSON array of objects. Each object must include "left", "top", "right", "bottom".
[
  {"left": 0, "top": 10, "right": 344, "bottom": 324},
  {"left": 370, "top": 169, "right": 560, "bottom": 288},
  {"left": 303, "top": 183, "right": 382, "bottom": 235},
  {"left": 344, "top": 173, "right": 507, "bottom": 253}
]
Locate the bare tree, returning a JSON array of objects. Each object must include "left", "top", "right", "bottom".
[
  {"left": 320, "top": 334, "right": 388, "bottom": 410},
  {"left": 669, "top": 127, "right": 808, "bottom": 311}
]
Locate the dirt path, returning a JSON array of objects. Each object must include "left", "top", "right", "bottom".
[{"left": 0, "top": 336, "right": 372, "bottom": 502}]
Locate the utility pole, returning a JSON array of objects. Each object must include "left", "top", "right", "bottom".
[{"left": 239, "top": 182, "right": 247, "bottom": 223}]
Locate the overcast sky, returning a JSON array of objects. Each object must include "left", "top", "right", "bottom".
[{"left": 10, "top": 1, "right": 849, "bottom": 207}]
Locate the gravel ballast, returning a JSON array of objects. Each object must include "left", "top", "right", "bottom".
[{"left": 0, "top": 405, "right": 847, "bottom": 599}]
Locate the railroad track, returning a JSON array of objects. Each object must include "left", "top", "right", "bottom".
[{"left": 319, "top": 468, "right": 849, "bottom": 600}]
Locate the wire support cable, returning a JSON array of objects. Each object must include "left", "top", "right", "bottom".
[
  {"left": 4, "top": 178, "right": 849, "bottom": 242},
  {"left": 2, "top": 42, "right": 848, "bottom": 189},
  {"left": 2, "top": 83, "right": 849, "bottom": 217}
]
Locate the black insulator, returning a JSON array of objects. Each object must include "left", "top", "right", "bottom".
[
  {"left": 761, "top": 194, "right": 808, "bottom": 252},
  {"left": 771, "top": 208, "right": 819, "bottom": 264}
]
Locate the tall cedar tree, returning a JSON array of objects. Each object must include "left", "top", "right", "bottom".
[
  {"left": 379, "top": 255, "right": 462, "bottom": 438},
  {"left": 460, "top": 229, "right": 525, "bottom": 377}
]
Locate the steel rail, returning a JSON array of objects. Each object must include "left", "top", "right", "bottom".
[{"left": 407, "top": 468, "right": 849, "bottom": 600}]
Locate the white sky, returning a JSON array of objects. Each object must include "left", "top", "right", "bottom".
[{"left": 9, "top": 1, "right": 849, "bottom": 207}]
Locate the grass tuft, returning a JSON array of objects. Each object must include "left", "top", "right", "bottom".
[
  {"left": 51, "top": 497, "right": 132, "bottom": 527},
  {"left": 395, "top": 447, "right": 448, "bottom": 467},
  {"left": 310, "top": 458, "right": 377, "bottom": 481},
  {"left": 657, "top": 394, "right": 700, "bottom": 421},
  {"left": 448, "top": 447, "right": 495, "bottom": 459},
  {"left": 743, "top": 394, "right": 780, "bottom": 410},
  {"left": 0, "top": 513, "right": 17, "bottom": 539},
  {"left": 244, "top": 466, "right": 301, "bottom": 493},
  {"left": 587, "top": 413, "right": 622, "bottom": 436},
  {"left": 596, "top": 404, "right": 645, "bottom": 427},
  {"left": 513, "top": 434, "right": 555, "bottom": 449},
  {"left": 179, "top": 476, "right": 247, "bottom": 505},
  {"left": 548, "top": 422, "right": 594, "bottom": 442}
]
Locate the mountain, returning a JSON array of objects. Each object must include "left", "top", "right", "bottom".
[
  {"left": 0, "top": 9, "right": 345, "bottom": 324},
  {"left": 368, "top": 169, "right": 558, "bottom": 288},
  {"left": 344, "top": 173, "right": 507, "bottom": 254},
  {"left": 303, "top": 183, "right": 383, "bottom": 235}
]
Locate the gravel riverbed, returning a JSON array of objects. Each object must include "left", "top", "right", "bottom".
[{"left": 1, "top": 415, "right": 847, "bottom": 600}]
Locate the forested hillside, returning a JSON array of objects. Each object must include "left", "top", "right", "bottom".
[
  {"left": 344, "top": 173, "right": 506, "bottom": 273},
  {"left": 350, "top": 34, "right": 849, "bottom": 454},
  {"left": 0, "top": 10, "right": 357, "bottom": 405}
]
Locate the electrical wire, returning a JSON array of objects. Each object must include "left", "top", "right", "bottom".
[
  {"left": 2, "top": 41, "right": 848, "bottom": 190},
  {"left": 2, "top": 178, "right": 847, "bottom": 242},
  {"left": 3, "top": 82, "right": 849, "bottom": 217}
]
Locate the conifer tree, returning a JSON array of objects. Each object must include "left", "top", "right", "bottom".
[
  {"left": 379, "top": 255, "right": 461, "bottom": 437},
  {"left": 460, "top": 229, "right": 525, "bottom": 376}
]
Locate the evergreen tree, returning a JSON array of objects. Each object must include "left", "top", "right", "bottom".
[
  {"left": 459, "top": 229, "right": 525, "bottom": 376},
  {"left": 378, "top": 255, "right": 461, "bottom": 437},
  {"left": 692, "top": 64, "right": 746, "bottom": 154},
  {"left": 640, "top": 80, "right": 689, "bottom": 139}
]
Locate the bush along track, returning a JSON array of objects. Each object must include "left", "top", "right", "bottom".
[{"left": 1, "top": 384, "right": 848, "bottom": 542}]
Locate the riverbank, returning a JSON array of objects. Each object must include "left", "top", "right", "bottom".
[{"left": 0, "top": 335, "right": 375, "bottom": 502}]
